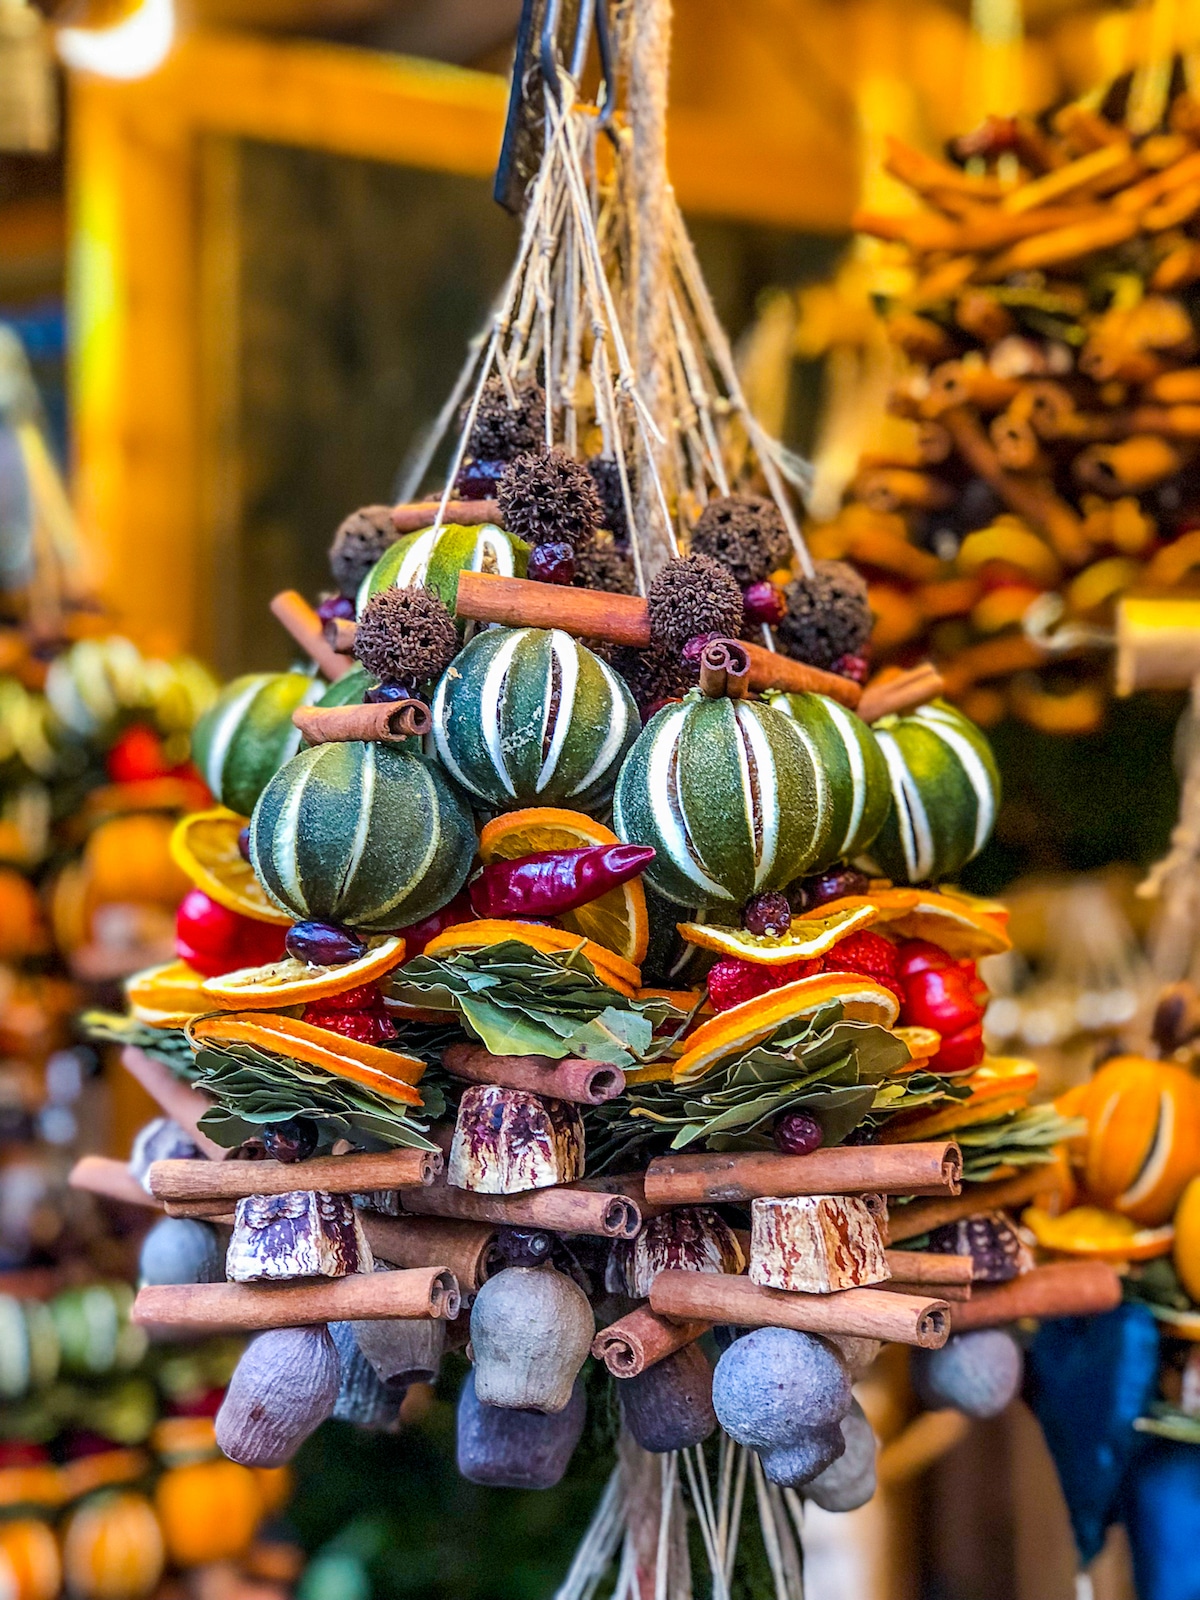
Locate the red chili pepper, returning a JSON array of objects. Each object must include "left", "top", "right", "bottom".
[{"left": 469, "top": 844, "right": 656, "bottom": 920}]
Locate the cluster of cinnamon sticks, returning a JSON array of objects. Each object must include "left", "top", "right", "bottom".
[{"left": 819, "top": 85, "right": 1200, "bottom": 734}]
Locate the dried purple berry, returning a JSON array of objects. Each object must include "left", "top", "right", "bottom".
[
  {"left": 493, "top": 1227, "right": 554, "bottom": 1269},
  {"left": 742, "top": 582, "right": 786, "bottom": 627},
  {"left": 774, "top": 1112, "right": 823, "bottom": 1157},
  {"left": 262, "top": 1118, "right": 319, "bottom": 1165},
  {"left": 237, "top": 827, "right": 252, "bottom": 863},
  {"left": 455, "top": 459, "right": 507, "bottom": 499},
  {"left": 317, "top": 594, "right": 356, "bottom": 624},
  {"left": 795, "top": 868, "right": 870, "bottom": 911},
  {"left": 528, "top": 541, "right": 577, "bottom": 585},
  {"left": 285, "top": 921, "right": 365, "bottom": 966},
  {"left": 364, "top": 681, "right": 418, "bottom": 705},
  {"left": 831, "top": 654, "right": 871, "bottom": 685},
  {"left": 743, "top": 892, "right": 792, "bottom": 938}
]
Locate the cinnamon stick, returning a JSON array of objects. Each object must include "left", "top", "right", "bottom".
[
  {"left": 455, "top": 571, "right": 652, "bottom": 645},
  {"left": 325, "top": 617, "right": 358, "bottom": 655},
  {"left": 1074, "top": 435, "right": 1190, "bottom": 494},
  {"left": 981, "top": 212, "right": 1139, "bottom": 277},
  {"left": 391, "top": 499, "right": 499, "bottom": 534},
  {"left": 401, "top": 1178, "right": 641, "bottom": 1237},
  {"left": 883, "top": 1250, "right": 974, "bottom": 1286},
  {"left": 1116, "top": 596, "right": 1200, "bottom": 694},
  {"left": 940, "top": 407, "right": 1091, "bottom": 566},
  {"left": 950, "top": 1261, "right": 1121, "bottom": 1330},
  {"left": 854, "top": 468, "right": 956, "bottom": 514},
  {"left": 146, "top": 1147, "right": 441, "bottom": 1203},
  {"left": 698, "top": 637, "right": 751, "bottom": 699},
  {"left": 1143, "top": 369, "right": 1200, "bottom": 404},
  {"left": 887, "top": 1165, "right": 1062, "bottom": 1244},
  {"left": 133, "top": 1267, "right": 461, "bottom": 1332},
  {"left": 120, "top": 1048, "right": 226, "bottom": 1161},
  {"left": 452, "top": 572, "right": 862, "bottom": 707},
  {"left": 857, "top": 663, "right": 945, "bottom": 724},
  {"left": 592, "top": 1305, "right": 711, "bottom": 1377},
  {"left": 649, "top": 1270, "right": 950, "bottom": 1350},
  {"left": 70, "top": 1156, "right": 163, "bottom": 1210},
  {"left": 568, "top": 1171, "right": 669, "bottom": 1220},
  {"left": 442, "top": 1044, "right": 626, "bottom": 1106},
  {"left": 292, "top": 700, "right": 431, "bottom": 745},
  {"left": 358, "top": 1212, "right": 498, "bottom": 1293},
  {"left": 268, "top": 591, "right": 353, "bottom": 681},
  {"left": 886, "top": 1280, "right": 972, "bottom": 1303},
  {"left": 1000, "top": 141, "right": 1133, "bottom": 214},
  {"left": 643, "top": 1144, "right": 961, "bottom": 1207}
]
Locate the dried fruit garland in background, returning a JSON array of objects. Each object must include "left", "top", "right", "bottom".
[{"left": 819, "top": 69, "right": 1200, "bottom": 734}]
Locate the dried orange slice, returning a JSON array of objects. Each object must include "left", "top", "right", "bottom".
[
  {"left": 200, "top": 936, "right": 406, "bottom": 1010},
  {"left": 1022, "top": 1204, "right": 1174, "bottom": 1262},
  {"left": 798, "top": 887, "right": 1010, "bottom": 958},
  {"left": 188, "top": 1012, "right": 424, "bottom": 1102},
  {"left": 892, "top": 1025, "right": 941, "bottom": 1064},
  {"left": 676, "top": 903, "right": 879, "bottom": 966},
  {"left": 170, "top": 809, "right": 290, "bottom": 926},
  {"left": 879, "top": 1055, "right": 1038, "bottom": 1141},
  {"left": 126, "top": 960, "right": 209, "bottom": 1027},
  {"left": 477, "top": 807, "right": 649, "bottom": 965},
  {"left": 421, "top": 919, "right": 641, "bottom": 996},
  {"left": 673, "top": 973, "right": 899, "bottom": 1083}
]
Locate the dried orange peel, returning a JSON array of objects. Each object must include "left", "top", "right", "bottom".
[
  {"left": 477, "top": 806, "right": 649, "bottom": 965},
  {"left": 675, "top": 903, "right": 879, "bottom": 966},
  {"left": 421, "top": 919, "right": 640, "bottom": 996},
  {"left": 169, "top": 808, "right": 291, "bottom": 926},
  {"left": 188, "top": 1012, "right": 425, "bottom": 1103},
  {"left": 200, "top": 936, "right": 406, "bottom": 1010},
  {"left": 126, "top": 960, "right": 210, "bottom": 1027},
  {"left": 672, "top": 973, "right": 899, "bottom": 1084},
  {"left": 1022, "top": 1204, "right": 1174, "bottom": 1263}
]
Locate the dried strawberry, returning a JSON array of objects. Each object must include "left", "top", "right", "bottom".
[
  {"left": 310, "top": 981, "right": 381, "bottom": 1013},
  {"left": 708, "top": 959, "right": 777, "bottom": 1011},
  {"left": 823, "top": 930, "right": 903, "bottom": 999},
  {"left": 302, "top": 998, "right": 396, "bottom": 1049},
  {"left": 707, "top": 956, "right": 824, "bottom": 1011}
]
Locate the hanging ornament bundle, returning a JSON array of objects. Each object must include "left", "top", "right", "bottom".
[
  {"left": 817, "top": 64, "right": 1200, "bottom": 736},
  {"left": 71, "top": 6, "right": 1129, "bottom": 1593}
]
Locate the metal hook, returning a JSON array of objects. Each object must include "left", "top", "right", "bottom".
[{"left": 495, "top": 0, "right": 614, "bottom": 213}]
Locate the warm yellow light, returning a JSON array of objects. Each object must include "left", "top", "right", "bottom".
[{"left": 56, "top": 0, "right": 173, "bottom": 80}]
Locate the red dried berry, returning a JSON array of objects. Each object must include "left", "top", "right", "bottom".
[
  {"left": 774, "top": 1111, "right": 823, "bottom": 1156},
  {"left": 528, "top": 541, "right": 577, "bottom": 585},
  {"left": 743, "top": 892, "right": 792, "bottom": 938},
  {"left": 742, "top": 581, "right": 787, "bottom": 627},
  {"left": 830, "top": 654, "right": 871, "bottom": 685},
  {"left": 824, "top": 931, "right": 903, "bottom": 1000}
]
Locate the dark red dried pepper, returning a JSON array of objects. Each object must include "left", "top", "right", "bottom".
[{"left": 469, "top": 844, "right": 656, "bottom": 920}]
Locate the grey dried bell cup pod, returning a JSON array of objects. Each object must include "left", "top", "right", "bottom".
[
  {"left": 469, "top": 1265, "right": 593, "bottom": 1413},
  {"left": 803, "top": 1399, "right": 877, "bottom": 1511},
  {"left": 457, "top": 1368, "right": 586, "bottom": 1489},
  {"left": 138, "top": 1217, "right": 224, "bottom": 1287},
  {"left": 911, "top": 1327, "right": 1024, "bottom": 1420},
  {"left": 329, "top": 1320, "right": 403, "bottom": 1431},
  {"left": 619, "top": 1341, "right": 717, "bottom": 1453},
  {"left": 712, "top": 1326, "right": 851, "bottom": 1453},
  {"left": 215, "top": 1325, "right": 340, "bottom": 1466}
]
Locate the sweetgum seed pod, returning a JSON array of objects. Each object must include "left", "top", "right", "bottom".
[
  {"left": 911, "top": 1328, "right": 1023, "bottom": 1420},
  {"left": 215, "top": 1325, "right": 340, "bottom": 1466},
  {"left": 804, "top": 1399, "right": 878, "bottom": 1511},
  {"left": 712, "top": 1326, "right": 851, "bottom": 1451},
  {"left": 456, "top": 1369, "right": 586, "bottom": 1489}
]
